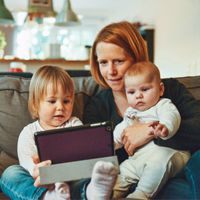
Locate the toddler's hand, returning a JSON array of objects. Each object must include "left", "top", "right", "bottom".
[
  {"left": 31, "top": 154, "right": 39, "bottom": 164},
  {"left": 32, "top": 157, "right": 54, "bottom": 190}
]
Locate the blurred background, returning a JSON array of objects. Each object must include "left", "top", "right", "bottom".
[{"left": 0, "top": 0, "right": 200, "bottom": 78}]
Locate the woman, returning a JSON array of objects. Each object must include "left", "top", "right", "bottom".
[{"left": 83, "top": 21, "right": 200, "bottom": 199}]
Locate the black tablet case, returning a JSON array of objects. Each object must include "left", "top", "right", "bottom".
[{"left": 34, "top": 121, "right": 114, "bottom": 164}]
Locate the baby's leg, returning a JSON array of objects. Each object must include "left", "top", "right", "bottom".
[
  {"left": 41, "top": 182, "right": 70, "bottom": 200},
  {"left": 86, "top": 161, "right": 118, "bottom": 200},
  {"left": 127, "top": 148, "right": 189, "bottom": 199}
]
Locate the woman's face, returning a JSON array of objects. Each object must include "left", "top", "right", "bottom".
[{"left": 96, "top": 42, "right": 135, "bottom": 91}]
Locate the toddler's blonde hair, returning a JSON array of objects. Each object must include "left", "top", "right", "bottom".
[{"left": 29, "top": 65, "right": 74, "bottom": 119}]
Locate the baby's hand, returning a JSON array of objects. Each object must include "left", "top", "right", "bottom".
[{"left": 148, "top": 121, "right": 169, "bottom": 138}]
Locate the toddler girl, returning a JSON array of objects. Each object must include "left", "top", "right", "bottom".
[{"left": 17, "top": 65, "right": 117, "bottom": 200}]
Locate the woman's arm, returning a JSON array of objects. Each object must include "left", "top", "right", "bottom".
[{"left": 158, "top": 78, "right": 200, "bottom": 154}]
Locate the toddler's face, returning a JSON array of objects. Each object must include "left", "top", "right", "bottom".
[
  {"left": 125, "top": 74, "right": 164, "bottom": 111},
  {"left": 37, "top": 82, "right": 73, "bottom": 130}
]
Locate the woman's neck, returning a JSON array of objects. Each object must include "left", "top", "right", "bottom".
[{"left": 112, "top": 90, "right": 130, "bottom": 117}]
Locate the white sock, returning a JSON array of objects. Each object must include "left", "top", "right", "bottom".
[
  {"left": 41, "top": 182, "right": 70, "bottom": 200},
  {"left": 86, "top": 161, "right": 118, "bottom": 200},
  {"left": 55, "top": 182, "right": 71, "bottom": 199}
]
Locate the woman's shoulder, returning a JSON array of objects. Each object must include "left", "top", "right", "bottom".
[
  {"left": 83, "top": 88, "right": 119, "bottom": 125},
  {"left": 88, "top": 88, "right": 113, "bottom": 104},
  {"left": 162, "top": 78, "right": 181, "bottom": 89},
  {"left": 162, "top": 78, "right": 188, "bottom": 100},
  {"left": 94, "top": 88, "right": 112, "bottom": 97}
]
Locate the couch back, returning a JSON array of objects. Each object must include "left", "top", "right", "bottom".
[
  {"left": 0, "top": 75, "right": 200, "bottom": 178},
  {"left": 174, "top": 76, "right": 200, "bottom": 102}
]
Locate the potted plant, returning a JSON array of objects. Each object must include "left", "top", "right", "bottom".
[{"left": 0, "top": 30, "right": 7, "bottom": 58}]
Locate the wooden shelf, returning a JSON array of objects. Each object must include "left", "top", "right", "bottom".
[
  {"left": 0, "top": 58, "right": 90, "bottom": 73},
  {"left": 0, "top": 58, "right": 90, "bottom": 65}
]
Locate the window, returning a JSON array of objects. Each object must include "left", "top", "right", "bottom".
[{"left": 15, "top": 23, "right": 96, "bottom": 60}]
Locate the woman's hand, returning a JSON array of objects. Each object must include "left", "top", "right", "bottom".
[
  {"left": 121, "top": 123, "right": 155, "bottom": 156},
  {"left": 31, "top": 155, "right": 54, "bottom": 190}
]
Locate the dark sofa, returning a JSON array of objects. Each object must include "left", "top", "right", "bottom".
[{"left": 0, "top": 74, "right": 200, "bottom": 199}]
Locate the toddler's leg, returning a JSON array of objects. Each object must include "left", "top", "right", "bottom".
[
  {"left": 0, "top": 165, "right": 46, "bottom": 200},
  {"left": 41, "top": 182, "right": 70, "bottom": 200},
  {"left": 86, "top": 161, "right": 118, "bottom": 200}
]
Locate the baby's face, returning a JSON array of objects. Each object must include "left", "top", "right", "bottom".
[
  {"left": 125, "top": 74, "right": 164, "bottom": 111},
  {"left": 38, "top": 82, "right": 73, "bottom": 130}
]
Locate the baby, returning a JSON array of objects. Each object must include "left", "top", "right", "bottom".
[{"left": 113, "top": 61, "right": 190, "bottom": 199}]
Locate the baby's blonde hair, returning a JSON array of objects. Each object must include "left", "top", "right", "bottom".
[
  {"left": 125, "top": 61, "right": 161, "bottom": 84},
  {"left": 29, "top": 65, "right": 74, "bottom": 119}
]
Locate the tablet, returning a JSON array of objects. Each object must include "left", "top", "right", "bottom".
[{"left": 34, "top": 121, "right": 114, "bottom": 164}]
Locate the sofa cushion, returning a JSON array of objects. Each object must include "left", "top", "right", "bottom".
[
  {"left": 0, "top": 77, "right": 32, "bottom": 176},
  {"left": 0, "top": 75, "right": 103, "bottom": 177}
]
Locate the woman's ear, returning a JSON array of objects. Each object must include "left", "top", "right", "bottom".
[{"left": 159, "top": 82, "right": 165, "bottom": 96}]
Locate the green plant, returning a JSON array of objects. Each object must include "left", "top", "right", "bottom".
[{"left": 0, "top": 31, "right": 7, "bottom": 49}]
